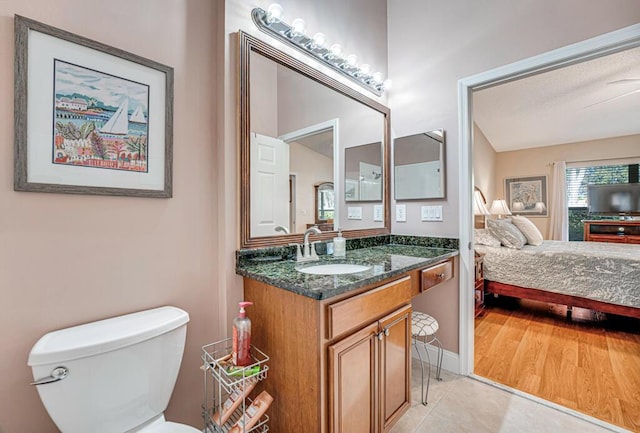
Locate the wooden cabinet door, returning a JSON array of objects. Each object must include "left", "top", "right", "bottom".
[
  {"left": 328, "top": 321, "right": 379, "bottom": 433},
  {"left": 378, "top": 305, "right": 412, "bottom": 432}
]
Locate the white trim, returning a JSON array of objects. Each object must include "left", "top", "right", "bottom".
[
  {"left": 458, "top": 23, "right": 640, "bottom": 377},
  {"left": 278, "top": 118, "right": 340, "bottom": 228},
  {"left": 411, "top": 345, "right": 460, "bottom": 375}
]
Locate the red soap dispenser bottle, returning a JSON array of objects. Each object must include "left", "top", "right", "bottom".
[{"left": 232, "top": 301, "right": 253, "bottom": 366}]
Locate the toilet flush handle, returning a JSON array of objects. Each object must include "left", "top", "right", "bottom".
[{"left": 30, "top": 366, "right": 69, "bottom": 385}]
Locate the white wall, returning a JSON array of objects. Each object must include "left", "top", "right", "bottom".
[{"left": 388, "top": 0, "right": 640, "bottom": 352}]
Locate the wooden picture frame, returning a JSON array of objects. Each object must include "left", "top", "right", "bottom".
[
  {"left": 505, "top": 175, "right": 548, "bottom": 217},
  {"left": 14, "top": 15, "right": 174, "bottom": 197}
]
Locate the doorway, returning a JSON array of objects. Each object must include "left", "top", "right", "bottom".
[{"left": 458, "top": 22, "right": 640, "bottom": 428}]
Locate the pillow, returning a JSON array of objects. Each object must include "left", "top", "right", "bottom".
[
  {"left": 487, "top": 218, "right": 527, "bottom": 249},
  {"left": 511, "top": 215, "right": 544, "bottom": 246},
  {"left": 474, "top": 229, "right": 501, "bottom": 247}
]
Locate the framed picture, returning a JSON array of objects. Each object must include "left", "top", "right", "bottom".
[
  {"left": 505, "top": 175, "right": 548, "bottom": 217},
  {"left": 14, "top": 15, "right": 174, "bottom": 197}
]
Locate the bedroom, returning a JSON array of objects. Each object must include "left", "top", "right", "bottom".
[{"left": 471, "top": 43, "right": 640, "bottom": 431}]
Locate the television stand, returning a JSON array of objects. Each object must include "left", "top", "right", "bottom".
[{"left": 583, "top": 220, "right": 640, "bottom": 244}]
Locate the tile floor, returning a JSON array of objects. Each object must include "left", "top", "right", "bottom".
[{"left": 390, "top": 361, "right": 628, "bottom": 433}]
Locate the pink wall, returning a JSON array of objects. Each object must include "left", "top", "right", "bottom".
[
  {"left": 388, "top": 0, "right": 640, "bottom": 352},
  {"left": 0, "top": 1, "right": 221, "bottom": 431}
]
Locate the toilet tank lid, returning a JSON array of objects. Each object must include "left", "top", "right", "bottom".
[{"left": 28, "top": 306, "right": 190, "bottom": 366}]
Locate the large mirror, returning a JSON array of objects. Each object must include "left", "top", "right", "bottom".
[
  {"left": 239, "top": 31, "right": 391, "bottom": 248},
  {"left": 393, "top": 129, "right": 446, "bottom": 200}
]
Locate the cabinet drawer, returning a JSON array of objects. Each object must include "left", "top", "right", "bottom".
[
  {"left": 327, "top": 276, "right": 411, "bottom": 340},
  {"left": 421, "top": 259, "right": 453, "bottom": 292}
]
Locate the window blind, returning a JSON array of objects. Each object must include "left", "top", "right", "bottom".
[{"left": 566, "top": 164, "right": 630, "bottom": 207}]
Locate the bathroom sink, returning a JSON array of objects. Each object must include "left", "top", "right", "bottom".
[{"left": 297, "top": 263, "right": 371, "bottom": 275}]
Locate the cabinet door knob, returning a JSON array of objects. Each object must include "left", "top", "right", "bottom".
[
  {"left": 438, "top": 272, "right": 445, "bottom": 279},
  {"left": 377, "top": 332, "right": 384, "bottom": 341},
  {"left": 384, "top": 328, "right": 390, "bottom": 337}
]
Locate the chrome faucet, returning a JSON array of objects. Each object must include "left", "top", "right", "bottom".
[{"left": 295, "top": 227, "right": 321, "bottom": 262}]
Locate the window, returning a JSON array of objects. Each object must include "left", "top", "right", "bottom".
[{"left": 566, "top": 163, "right": 639, "bottom": 241}]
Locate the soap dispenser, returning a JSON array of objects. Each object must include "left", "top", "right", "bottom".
[
  {"left": 232, "top": 301, "right": 253, "bottom": 366},
  {"left": 333, "top": 228, "right": 346, "bottom": 258}
]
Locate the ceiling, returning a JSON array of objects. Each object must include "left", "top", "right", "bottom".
[{"left": 473, "top": 46, "right": 640, "bottom": 153}]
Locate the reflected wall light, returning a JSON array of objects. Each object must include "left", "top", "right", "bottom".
[{"left": 251, "top": 4, "right": 390, "bottom": 96}]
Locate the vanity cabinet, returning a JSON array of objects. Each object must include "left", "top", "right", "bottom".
[
  {"left": 243, "top": 275, "right": 413, "bottom": 433},
  {"left": 328, "top": 294, "right": 411, "bottom": 433}
]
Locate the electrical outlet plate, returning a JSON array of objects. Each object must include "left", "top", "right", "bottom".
[
  {"left": 395, "top": 204, "right": 407, "bottom": 222},
  {"left": 347, "top": 207, "right": 363, "bottom": 220},
  {"left": 373, "top": 205, "right": 383, "bottom": 222},
  {"left": 421, "top": 205, "right": 443, "bottom": 221}
]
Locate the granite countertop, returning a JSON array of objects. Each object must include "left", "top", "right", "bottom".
[{"left": 236, "top": 244, "right": 459, "bottom": 300}]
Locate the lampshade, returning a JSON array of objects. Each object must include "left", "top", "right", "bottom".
[
  {"left": 512, "top": 201, "right": 525, "bottom": 212},
  {"left": 535, "top": 202, "right": 547, "bottom": 213},
  {"left": 473, "top": 190, "right": 490, "bottom": 215},
  {"left": 489, "top": 199, "right": 512, "bottom": 218}
]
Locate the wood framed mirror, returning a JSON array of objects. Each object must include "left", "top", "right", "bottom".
[{"left": 239, "top": 31, "right": 391, "bottom": 249}]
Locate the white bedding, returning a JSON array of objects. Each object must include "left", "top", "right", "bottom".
[{"left": 475, "top": 240, "right": 640, "bottom": 308}]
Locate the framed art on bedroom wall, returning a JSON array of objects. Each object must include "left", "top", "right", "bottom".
[{"left": 505, "top": 175, "right": 548, "bottom": 217}]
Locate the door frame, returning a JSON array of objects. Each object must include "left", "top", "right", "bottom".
[
  {"left": 457, "top": 24, "right": 640, "bottom": 375},
  {"left": 279, "top": 118, "right": 340, "bottom": 230}
]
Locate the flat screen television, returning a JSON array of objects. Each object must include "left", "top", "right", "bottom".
[{"left": 587, "top": 183, "right": 640, "bottom": 216}]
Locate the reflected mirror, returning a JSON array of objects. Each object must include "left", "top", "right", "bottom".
[
  {"left": 345, "top": 142, "right": 383, "bottom": 201},
  {"left": 240, "top": 31, "right": 390, "bottom": 248},
  {"left": 394, "top": 129, "right": 446, "bottom": 200}
]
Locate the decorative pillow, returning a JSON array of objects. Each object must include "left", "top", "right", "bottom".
[
  {"left": 511, "top": 215, "right": 544, "bottom": 246},
  {"left": 474, "top": 229, "right": 501, "bottom": 247},
  {"left": 487, "top": 218, "right": 527, "bottom": 249}
]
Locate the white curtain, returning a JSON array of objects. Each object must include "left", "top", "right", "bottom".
[{"left": 548, "top": 160, "right": 568, "bottom": 240}]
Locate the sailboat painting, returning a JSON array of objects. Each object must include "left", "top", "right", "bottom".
[{"left": 52, "top": 59, "right": 150, "bottom": 172}]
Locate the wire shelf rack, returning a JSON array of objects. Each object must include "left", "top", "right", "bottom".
[{"left": 202, "top": 338, "right": 270, "bottom": 433}]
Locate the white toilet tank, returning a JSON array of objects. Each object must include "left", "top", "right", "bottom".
[{"left": 28, "top": 306, "right": 191, "bottom": 433}]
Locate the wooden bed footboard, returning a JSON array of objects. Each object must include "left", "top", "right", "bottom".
[{"left": 485, "top": 281, "right": 640, "bottom": 320}]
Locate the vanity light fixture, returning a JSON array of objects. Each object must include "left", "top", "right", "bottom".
[{"left": 251, "top": 5, "right": 390, "bottom": 96}]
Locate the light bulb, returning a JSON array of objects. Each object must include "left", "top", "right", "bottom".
[
  {"left": 289, "top": 18, "right": 306, "bottom": 38},
  {"left": 382, "top": 79, "right": 392, "bottom": 91},
  {"left": 329, "top": 43, "right": 342, "bottom": 57},
  {"left": 311, "top": 32, "right": 326, "bottom": 49},
  {"left": 359, "top": 64, "right": 371, "bottom": 75},
  {"left": 346, "top": 54, "right": 358, "bottom": 67},
  {"left": 266, "top": 3, "right": 283, "bottom": 23},
  {"left": 372, "top": 72, "right": 383, "bottom": 84}
]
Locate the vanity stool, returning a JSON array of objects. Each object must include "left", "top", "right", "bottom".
[{"left": 412, "top": 311, "right": 443, "bottom": 405}]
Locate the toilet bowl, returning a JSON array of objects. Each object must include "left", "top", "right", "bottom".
[{"left": 28, "top": 306, "right": 200, "bottom": 433}]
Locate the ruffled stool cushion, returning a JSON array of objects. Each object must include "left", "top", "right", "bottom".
[{"left": 412, "top": 311, "right": 439, "bottom": 337}]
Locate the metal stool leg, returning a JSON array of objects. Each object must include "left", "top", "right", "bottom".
[
  {"left": 432, "top": 336, "right": 443, "bottom": 381},
  {"left": 413, "top": 336, "right": 432, "bottom": 405}
]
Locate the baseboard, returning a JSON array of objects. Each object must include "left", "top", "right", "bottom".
[{"left": 411, "top": 344, "right": 460, "bottom": 375}]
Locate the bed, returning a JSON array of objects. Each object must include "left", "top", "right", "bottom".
[{"left": 475, "top": 240, "right": 640, "bottom": 319}]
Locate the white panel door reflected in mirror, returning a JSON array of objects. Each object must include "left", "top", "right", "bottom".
[{"left": 394, "top": 129, "right": 446, "bottom": 200}]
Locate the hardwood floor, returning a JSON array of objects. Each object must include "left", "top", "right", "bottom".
[{"left": 475, "top": 297, "right": 640, "bottom": 432}]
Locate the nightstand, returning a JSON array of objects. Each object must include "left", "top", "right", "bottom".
[{"left": 474, "top": 252, "right": 485, "bottom": 317}]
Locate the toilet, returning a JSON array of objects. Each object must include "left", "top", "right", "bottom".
[{"left": 28, "top": 306, "right": 200, "bottom": 433}]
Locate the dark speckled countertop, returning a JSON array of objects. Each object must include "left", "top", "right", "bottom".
[{"left": 236, "top": 243, "right": 458, "bottom": 300}]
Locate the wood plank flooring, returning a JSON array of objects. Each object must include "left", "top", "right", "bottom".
[{"left": 475, "top": 297, "right": 640, "bottom": 432}]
